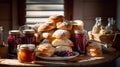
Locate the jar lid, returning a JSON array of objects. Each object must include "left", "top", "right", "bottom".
[
  {"left": 20, "top": 44, "right": 35, "bottom": 50},
  {"left": 74, "top": 29, "right": 85, "bottom": 34},
  {"left": 23, "top": 29, "right": 35, "bottom": 34},
  {"left": 9, "top": 30, "right": 20, "bottom": 34}
]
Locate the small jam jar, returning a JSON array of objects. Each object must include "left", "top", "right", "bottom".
[
  {"left": 22, "top": 29, "right": 36, "bottom": 44},
  {"left": 8, "top": 30, "right": 21, "bottom": 55},
  {"left": 17, "top": 44, "right": 36, "bottom": 63},
  {"left": 73, "top": 29, "right": 88, "bottom": 54}
]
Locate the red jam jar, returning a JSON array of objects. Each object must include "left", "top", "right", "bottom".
[
  {"left": 8, "top": 30, "right": 21, "bottom": 55},
  {"left": 17, "top": 44, "right": 36, "bottom": 63},
  {"left": 22, "top": 30, "right": 36, "bottom": 44},
  {"left": 73, "top": 29, "right": 88, "bottom": 54}
]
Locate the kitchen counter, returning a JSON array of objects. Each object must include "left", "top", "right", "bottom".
[{"left": 0, "top": 50, "right": 120, "bottom": 67}]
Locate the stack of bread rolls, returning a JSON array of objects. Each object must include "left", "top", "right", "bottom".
[{"left": 35, "top": 15, "right": 74, "bottom": 57}]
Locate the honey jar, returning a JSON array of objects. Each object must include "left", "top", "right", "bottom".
[{"left": 17, "top": 44, "right": 36, "bottom": 63}]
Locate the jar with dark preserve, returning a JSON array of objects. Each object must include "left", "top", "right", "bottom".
[
  {"left": 22, "top": 29, "right": 36, "bottom": 45},
  {"left": 17, "top": 44, "right": 36, "bottom": 63},
  {"left": 8, "top": 30, "right": 21, "bottom": 55},
  {"left": 73, "top": 29, "right": 88, "bottom": 55}
]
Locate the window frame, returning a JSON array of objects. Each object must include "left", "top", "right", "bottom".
[{"left": 18, "top": 0, "right": 73, "bottom": 26}]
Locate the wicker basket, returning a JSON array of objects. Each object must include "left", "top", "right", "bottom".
[{"left": 88, "top": 31, "right": 120, "bottom": 49}]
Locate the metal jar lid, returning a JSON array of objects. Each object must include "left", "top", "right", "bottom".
[
  {"left": 9, "top": 30, "right": 20, "bottom": 35},
  {"left": 19, "top": 44, "right": 35, "bottom": 50},
  {"left": 23, "top": 29, "right": 35, "bottom": 34}
]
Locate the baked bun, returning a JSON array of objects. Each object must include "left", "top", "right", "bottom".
[
  {"left": 87, "top": 42, "right": 102, "bottom": 57},
  {"left": 52, "top": 39, "right": 73, "bottom": 47},
  {"left": 48, "top": 15, "right": 64, "bottom": 23},
  {"left": 55, "top": 46, "right": 73, "bottom": 52},
  {"left": 41, "top": 38, "right": 54, "bottom": 44},
  {"left": 37, "top": 43, "right": 55, "bottom": 57},
  {"left": 52, "top": 30, "right": 70, "bottom": 39},
  {"left": 72, "top": 20, "right": 84, "bottom": 30},
  {"left": 42, "top": 30, "right": 55, "bottom": 39},
  {"left": 56, "top": 21, "right": 72, "bottom": 30},
  {"left": 38, "top": 22, "right": 55, "bottom": 32},
  {"left": 34, "top": 33, "right": 43, "bottom": 42}
]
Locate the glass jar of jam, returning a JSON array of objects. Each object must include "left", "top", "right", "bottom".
[
  {"left": 22, "top": 29, "right": 36, "bottom": 44},
  {"left": 17, "top": 44, "right": 36, "bottom": 63},
  {"left": 73, "top": 29, "right": 88, "bottom": 54},
  {"left": 8, "top": 30, "right": 21, "bottom": 55}
]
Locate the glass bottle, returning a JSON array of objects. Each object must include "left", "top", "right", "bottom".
[
  {"left": 92, "top": 17, "right": 102, "bottom": 33},
  {"left": 0, "top": 26, "right": 3, "bottom": 47},
  {"left": 106, "top": 17, "right": 119, "bottom": 33},
  {"left": 8, "top": 30, "right": 21, "bottom": 55}
]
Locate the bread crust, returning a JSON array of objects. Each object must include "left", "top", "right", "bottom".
[
  {"left": 56, "top": 21, "right": 72, "bottom": 30},
  {"left": 52, "top": 30, "right": 71, "bottom": 39}
]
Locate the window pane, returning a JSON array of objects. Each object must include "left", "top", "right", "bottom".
[
  {"left": 26, "top": 4, "right": 64, "bottom": 11},
  {"left": 26, "top": 0, "right": 64, "bottom": 24},
  {"left": 26, "top": 11, "right": 64, "bottom": 17},
  {"left": 26, "top": 0, "right": 63, "bottom": 3},
  {"left": 26, "top": 18, "right": 48, "bottom": 23}
]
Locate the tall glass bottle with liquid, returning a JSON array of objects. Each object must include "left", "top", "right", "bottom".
[{"left": 92, "top": 17, "right": 102, "bottom": 33}]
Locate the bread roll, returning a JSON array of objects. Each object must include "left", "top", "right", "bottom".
[
  {"left": 56, "top": 21, "right": 72, "bottom": 30},
  {"left": 52, "top": 30, "right": 70, "bottom": 39},
  {"left": 72, "top": 20, "right": 84, "bottom": 30},
  {"left": 87, "top": 42, "right": 102, "bottom": 57},
  {"left": 37, "top": 43, "right": 55, "bottom": 57},
  {"left": 41, "top": 38, "right": 54, "bottom": 44},
  {"left": 55, "top": 46, "right": 73, "bottom": 52},
  {"left": 38, "top": 22, "right": 56, "bottom": 32},
  {"left": 42, "top": 30, "right": 55, "bottom": 39},
  {"left": 48, "top": 15, "right": 64, "bottom": 23},
  {"left": 34, "top": 32, "right": 43, "bottom": 42},
  {"left": 52, "top": 39, "right": 73, "bottom": 47}
]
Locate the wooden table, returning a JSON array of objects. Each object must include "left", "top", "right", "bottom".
[{"left": 0, "top": 51, "right": 120, "bottom": 67}]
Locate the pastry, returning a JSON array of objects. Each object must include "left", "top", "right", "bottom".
[
  {"left": 41, "top": 38, "right": 54, "bottom": 44},
  {"left": 72, "top": 20, "right": 84, "bottom": 30},
  {"left": 37, "top": 22, "right": 56, "bottom": 32},
  {"left": 55, "top": 46, "right": 73, "bottom": 52},
  {"left": 48, "top": 15, "right": 64, "bottom": 23},
  {"left": 42, "top": 30, "right": 55, "bottom": 39},
  {"left": 52, "top": 30, "right": 70, "bottom": 39},
  {"left": 37, "top": 43, "right": 55, "bottom": 57},
  {"left": 56, "top": 21, "right": 72, "bottom": 30},
  {"left": 52, "top": 39, "right": 73, "bottom": 47},
  {"left": 87, "top": 42, "right": 102, "bottom": 57}
]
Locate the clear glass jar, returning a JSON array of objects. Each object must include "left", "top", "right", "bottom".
[
  {"left": 8, "top": 30, "right": 21, "bottom": 55},
  {"left": 73, "top": 29, "right": 88, "bottom": 54},
  {"left": 17, "top": 44, "right": 36, "bottom": 63},
  {"left": 22, "top": 29, "right": 36, "bottom": 44}
]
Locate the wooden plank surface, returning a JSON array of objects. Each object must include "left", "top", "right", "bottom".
[{"left": 0, "top": 51, "right": 120, "bottom": 67}]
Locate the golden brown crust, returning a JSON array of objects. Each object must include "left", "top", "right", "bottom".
[
  {"left": 55, "top": 46, "right": 73, "bottom": 52},
  {"left": 37, "top": 22, "right": 56, "bottom": 32},
  {"left": 42, "top": 30, "right": 55, "bottom": 39},
  {"left": 52, "top": 39, "right": 73, "bottom": 47},
  {"left": 56, "top": 21, "right": 72, "bottom": 30},
  {"left": 48, "top": 15, "right": 64, "bottom": 23},
  {"left": 52, "top": 30, "right": 71, "bottom": 39},
  {"left": 72, "top": 20, "right": 84, "bottom": 30},
  {"left": 37, "top": 43, "right": 55, "bottom": 57}
]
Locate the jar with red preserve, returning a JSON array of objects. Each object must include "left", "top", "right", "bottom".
[
  {"left": 72, "top": 29, "right": 88, "bottom": 54},
  {"left": 17, "top": 44, "right": 36, "bottom": 63},
  {"left": 8, "top": 30, "right": 21, "bottom": 55},
  {"left": 22, "top": 30, "right": 36, "bottom": 44}
]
